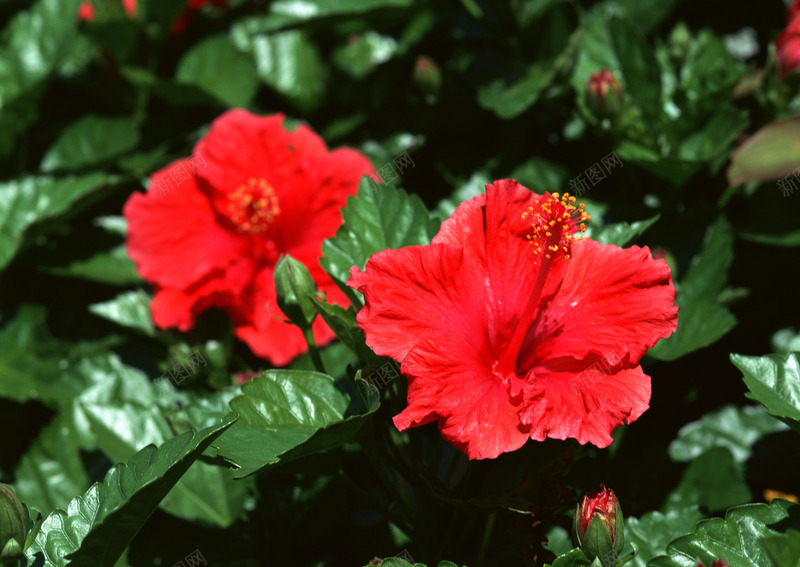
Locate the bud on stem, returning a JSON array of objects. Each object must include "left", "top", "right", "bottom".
[{"left": 573, "top": 486, "right": 624, "bottom": 567}]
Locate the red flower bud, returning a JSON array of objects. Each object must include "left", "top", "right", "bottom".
[
  {"left": 697, "top": 559, "right": 729, "bottom": 567},
  {"left": 574, "top": 486, "right": 624, "bottom": 566},
  {"left": 586, "top": 69, "right": 624, "bottom": 117}
]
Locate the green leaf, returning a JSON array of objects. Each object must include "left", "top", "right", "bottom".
[
  {"left": 235, "top": 0, "right": 413, "bottom": 33},
  {"left": 607, "top": 15, "right": 661, "bottom": 122},
  {"left": 663, "top": 447, "right": 752, "bottom": 513},
  {"left": 333, "top": 31, "right": 397, "bottom": 79},
  {"left": 40, "top": 115, "right": 140, "bottom": 172},
  {"left": 731, "top": 353, "right": 800, "bottom": 433},
  {"left": 176, "top": 35, "right": 259, "bottom": 108},
  {"left": 320, "top": 178, "right": 440, "bottom": 306},
  {"left": 609, "top": 0, "right": 681, "bottom": 33},
  {"left": 434, "top": 172, "right": 491, "bottom": 220},
  {"left": 625, "top": 508, "right": 703, "bottom": 567},
  {"left": 772, "top": 328, "right": 800, "bottom": 355},
  {"left": 25, "top": 420, "right": 234, "bottom": 567},
  {"left": 477, "top": 4, "right": 578, "bottom": 119},
  {"left": 89, "top": 289, "right": 155, "bottom": 336},
  {"left": 0, "top": 0, "right": 83, "bottom": 108},
  {"left": 727, "top": 117, "right": 800, "bottom": 186},
  {"left": 231, "top": 28, "right": 325, "bottom": 112},
  {"left": 0, "top": 173, "right": 109, "bottom": 270},
  {"left": 547, "top": 548, "right": 593, "bottom": 567},
  {"left": 14, "top": 413, "right": 91, "bottom": 516},
  {"left": 669, "top": 405, "right": 788, "bottom": 464},
  {"left": 0, "top": 305, "right": 125, "bottom": 406},
  {"left": 585, "top": 215, "right": 660, "bottom": 247},
  {"left": 41, "top": 244, "right": 141, "bottom": 285},
  {"left": 764, "top": 529, "right": 800, "bottom": 567},
  {"left": 310, "top": 295, "right": 381, "bottom": 367},
  {"left": 649, "top": 499, "right": 800, "bottom": 567},
  {"left": 212, "top": 370, "right": 380, "bottom": 478},
  {"left": 649, "top": 217, "right": 736, "bottom": 361}
]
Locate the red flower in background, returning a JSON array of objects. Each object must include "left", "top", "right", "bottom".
[
  {"left": 78, "top": 0, "right": 136, "bottom": 21},
  {"left": 777, "top": 0, "right": 800, "bottom": 77},
  {"left": 124, "top": 110, "right": 375, "bottom": 365},
  {"left": 348, "top": 180, "right": 677, "bottom": 459}
]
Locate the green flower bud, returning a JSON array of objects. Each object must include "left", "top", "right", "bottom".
[
  {"left": 273, "top": 254, "right": 318, "bottom": 330},
  {"left": 413, "top": 56, "right": 442, "bottom": 104},
  {"left": 0, "top": 484, "right": 29, "bottom": 560},
  {"left": 573, "top": 486, "right": 624, "bottom": 567}
]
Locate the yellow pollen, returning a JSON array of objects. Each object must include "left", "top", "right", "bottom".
[
  {"left": 228, "top": 178, "right": 280, "bottom": 233},
  {"left": 522, "top": 191, "right": 590, "bottom": 261}
]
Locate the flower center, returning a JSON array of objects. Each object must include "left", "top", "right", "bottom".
[
  {"left": 522, "top": 192, "right": 590, "bottom": 260},
  {"left": 498, "top": 192, "right": 589, "bottom": 374},
  {"left": 227, "top": 178, "right": 280, "bottom": 234}
]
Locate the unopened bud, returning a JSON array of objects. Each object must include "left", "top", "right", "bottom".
[
  {"left": 274, "top": 255, "right": 318, "bottom": 330},
  {"left": 586, "top": 69, "right": 624, "bottom": 118},
  {"left": 573, "top": 486, "right": 624, "bottom": 567}
]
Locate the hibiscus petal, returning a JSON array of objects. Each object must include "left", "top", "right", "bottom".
[
  {"left": 123, "top": 163, "right": 245, "bottom": 290},
  {"left": 395, "top": 333, "right": 529, "bottom": 460},
  {"left": 347, "top": 243, "right": 489, "bottom": 363},
  {"left": 233, "top": 267, "right": 336, "bottom": 366},
  {"left": 519, "top": 239, "right": 678, "bottom": 369},
  {"left": 519, "top": 363, "right": 651, "bottom": 447},
  {"left": 150, "top": 257, "right": 255, "bottom": 331}
]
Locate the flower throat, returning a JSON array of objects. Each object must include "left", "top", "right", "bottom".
[{"left": 498, "top": 192, "right": 590, "bottom": 374}]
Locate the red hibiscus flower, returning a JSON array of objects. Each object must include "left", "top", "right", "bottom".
[
  {"left": 777, "top": 0, "right": 800, "bottom": 78},
  {"left": 348, "top": 180, "right": 677, "bottom": 460},
  {"left": 124, "top": 109, "right": 375, "bottom": 365}
]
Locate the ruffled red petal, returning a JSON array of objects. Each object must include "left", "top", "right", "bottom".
[
  {"left": 395, "top": 333, "right": 529, "bottom": 460},
  {"left": 519, "top": 362, "right": 651, "bottom": 447},
  {"left": 123, "top": 162, "right": 245, "bottom": 290},
  {"left": 348, "top": 243, "right": 490, "bottom": 364},
  {"left": 517, "top": 239, "right": 678, "bottom": 371}
]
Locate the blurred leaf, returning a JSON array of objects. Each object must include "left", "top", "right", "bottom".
[
  {"left": 609, "top": 0, "right": 681, "bottom": 33},
  {"left": 26, "top": 420, "right": 234, "bottom": 567},
  {"left": 0, "top": 305, "right": 125, "bottom": 405},
  {"left": 649, "top": 499, "right": 800, "bottom": 567},
  {"left": 333, "top": 31, "right": 397, "bottom": 78},
  {"left": 212, "top": 370, "right": 380, "bottom": 478},
  {"left": 176, "top": 35, "right": 259, "bottom": 108},
  {"left": 650, "top": 217, "right": 736, "bottom": 361},
  {"left": 728, "top": 117, "right": 800, "bottom": 186},
  {"left": 89, "top": 289, "right": 154, "bottom": 336},
  {"left": 0, "top": 0, "right": 83, "bottom": 108},
  {"left": 237, "top": 0, "right": 413, "bottom": 33},
  {"left": 0, "top": 173, "right": 108, "bottom": 270},
  {"left": 477, "top": 59, "right": 560, "bottom": 119},
  {"left": 669, "top": 405, "right": 788, "bottom": 464},
  {"left": 42, "top": 244, "right": 141, "bottom": 285},
  {"left": 434, "top": 171, "right": 491, "bottom": 220},
  {"left": 625, "top": 508, "right": 703, "bottom": 567},
  {"left": 321, "top": 178, "right": 440, "bottom": 306},
  {"left": 231, "top": 28, "right": 325, "bottom": 112},
  {"left": 731, "top": 353, "right": 800, "bottom": 433},
  {"left": 772, "top": 328, "right": 800, "bottom": 355},
  {"left": 508, "top": 158, "right": 570, "bottom": 195},
  {"left": 607, "top": 15, "right": 661, "bottom": 121},
  {"left": 663, "top": 447, "right": 752, "bottom": 513},
  {"left": 122, "top": 67, "right": 219, "bottom": 107},
  {"left": 40, "top": 115, "right": 140, "bottom": 172}
]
